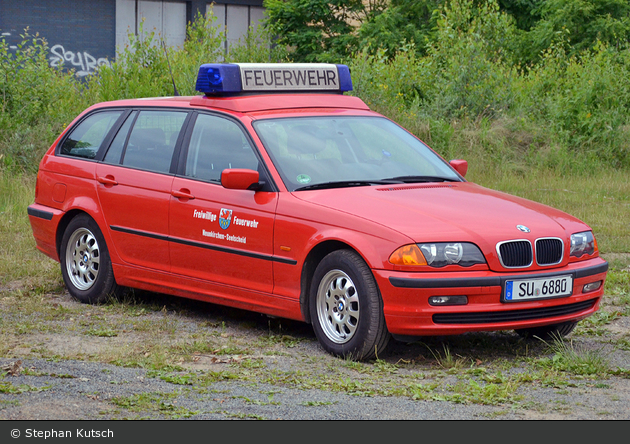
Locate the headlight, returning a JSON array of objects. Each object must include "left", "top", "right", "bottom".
[
  {"left": 390, "top": 242, "right": 486, "bottom": 268},
  {"left": 570, "top": 231, "right": 596, "bottom": 258},
  {"left": 419, "top": 242, "right": 486, "bottom": 267}
]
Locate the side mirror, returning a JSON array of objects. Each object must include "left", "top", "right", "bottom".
[
  {"left": 221, "top": 168, "right": 261, "bottom": 190},
  {"left": 449, "top": 159, "right": 468, "bottom": 177}
]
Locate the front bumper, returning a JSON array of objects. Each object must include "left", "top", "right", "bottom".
[{"left": 374, "top": 257, "right": 608, "bottom": 337}]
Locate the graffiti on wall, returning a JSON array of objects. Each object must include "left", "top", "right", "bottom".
[{"left": 49, "top": 44, "right": 111, "bottom": 77}]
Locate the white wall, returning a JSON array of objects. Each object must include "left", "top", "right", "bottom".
[
  {"left": 116, "top": 0, "right": 187, "bottom": 51},
  {"left": 208, "top": 2, "right": 266, "bottom": 51}
]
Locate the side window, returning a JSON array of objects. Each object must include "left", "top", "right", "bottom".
[
  {"left": 122, "top": 110, "right": 187, "bottom": 173},
  {"left": 103, "top": 111, "right": 136, "bottom": 164},
  {"left": 59, "top": 111, "right": 123, "bottom": 159},
  {"left": 185, "top": 114, "right": 259, "bottom": 182}
]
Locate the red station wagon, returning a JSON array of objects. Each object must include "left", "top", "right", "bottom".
[{"left": 28, "top": 63, "right": 608, "bottom": 360}]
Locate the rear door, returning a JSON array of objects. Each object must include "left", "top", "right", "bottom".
[{"left": 96, "top": 109, "right": 189, "bottom": 271}]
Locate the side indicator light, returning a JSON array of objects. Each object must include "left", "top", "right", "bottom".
[{"left": 280, "top": 246, "right": 291, "bottom": 252}]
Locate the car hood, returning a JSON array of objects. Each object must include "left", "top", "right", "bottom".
[{"left": 292, "top": 182, "right": 589, "bottom": 250}]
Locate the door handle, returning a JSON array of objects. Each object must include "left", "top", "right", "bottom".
[
  {"left": 97, "top": 176, "right": 118, "bottom": 186},
  {"left": 171, "top": 189, "right": 195, "bottom": 200}
]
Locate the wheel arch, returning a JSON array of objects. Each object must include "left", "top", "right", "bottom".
[
  {"left": 299, "top": 240, "right": 364, "bottom": 325},
  {"left": 55, "top": 209, "right": 110, "bottom": 261}
]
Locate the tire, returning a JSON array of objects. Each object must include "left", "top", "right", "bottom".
[
  {"left": 309, "top": 250, "right": 390, "bottom": 361},
  {"left": 515, "top": 320, "right": 578, "bottom": 341},
  {"left": 60, "top": 214, "right": 120, "bottom": 304}
]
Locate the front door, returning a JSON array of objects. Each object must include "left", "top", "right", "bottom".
[{"left": 169, "top": 113, "right": 277, "bottom": 293}]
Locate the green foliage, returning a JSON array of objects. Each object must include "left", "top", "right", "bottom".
[
  {"left": 358, "top": 0, "right": 442, "bottom": 58},
  {"left": 0, "top": 30, "right": 89, "bottom": 173},
  {"left": 169, "top": 10, "right": 226, "bottom": 96},
  {"left": 497, "top": 0, "right": 544, "bottom": 31},
  {"left": 224, "top": 21, "right": 289, "bottom": 65},
  {"left": 263, "top": 0, "right": 376, "bottom": 62},
  {"left": 89, "top": 20, "right": 178, "bottom": 102},
  {"left": 522, "top": 0, "right": 630, "bottom": 64}
]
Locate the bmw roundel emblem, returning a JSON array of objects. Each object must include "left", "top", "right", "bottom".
[{"left": 516, "top": 225, "right": 531, "bottom": 233}]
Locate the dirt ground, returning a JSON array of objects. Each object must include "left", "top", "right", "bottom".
[{"left": 1, "top": 272, "right": 630, "bottom": 420}]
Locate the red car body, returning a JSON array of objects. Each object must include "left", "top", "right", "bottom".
[{"left": 28, "top": 63, "right": 607, "bottom": 360}]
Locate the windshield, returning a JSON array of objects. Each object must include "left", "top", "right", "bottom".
[{"left": 252, "top": 116, "right": 461, "bottom": 191}]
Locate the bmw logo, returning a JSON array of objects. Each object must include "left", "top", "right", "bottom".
[{"left": 516, "top": 225, "right": 531, "bottom": 233}]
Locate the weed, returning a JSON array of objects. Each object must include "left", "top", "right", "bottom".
[
  {"left": 408, "top": 382, "right": 441, "bottom": 400},
  {"left": 147, "top": 371, "right": 196, "bottom": 386},
  {"left": 448, "top": 378, "right": 523, "bottom": 405},
  {"left": 85, "top": 328, "right": 118, "bottom": 338},
  {"left": 235, "top": 393, "right": 280, "bottom": 406},
  {"left": 0, "top": 381, "right": 50, "bottom": 394},
  {"left": 111, "top": 392, "right": 199, "bottom": 419},
  {"left": 536, "top": 337, "right": 611, "bottom": 377},
  {"left": 427, "top": 343, "right": 468, "bottom": 370},
  {"left": 300, "top": 400, "right": 337, "bottom": 406}
]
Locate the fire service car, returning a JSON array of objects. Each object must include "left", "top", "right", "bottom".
[{"left": 27, "top": 63, "right": 608, "bottom": 360}]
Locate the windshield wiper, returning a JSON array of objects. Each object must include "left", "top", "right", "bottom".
[
  {"left": 294, "top": 179, "right": 403, "bottom": 191},
  {"left": 382, "top": 175, "right": 461, "bottom": 183}
]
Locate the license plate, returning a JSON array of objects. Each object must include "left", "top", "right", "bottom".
[{"left": 504, "top": 275, "right": 573, "bottom": 302}]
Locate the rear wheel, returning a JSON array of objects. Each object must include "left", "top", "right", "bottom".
[
  {"left": 309, "top": 250, "right": 390, "bottom": 360},
  {"left": 515, "top": 320, "right": 578, "bottom": 341},
  {"left": 60, "top": 214, "right": 119, "bottom": 304}
]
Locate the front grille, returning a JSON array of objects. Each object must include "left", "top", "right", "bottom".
[
  {"left": 536, "top": 238, "right": 563, "bottom": 265},
  {"left": 498, "top": 240, "right": 532, "bottom": 268},
  {"left": 433, "top": 299, "right": 596, "bottom": 324}
]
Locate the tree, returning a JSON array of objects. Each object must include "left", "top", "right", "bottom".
[{"left": 263, "top": 0, "right": 384, "bottom": 62}]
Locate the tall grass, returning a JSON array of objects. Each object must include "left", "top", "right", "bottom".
[{"left": 0, "top": 171, "right": 59, "bottom": 287}]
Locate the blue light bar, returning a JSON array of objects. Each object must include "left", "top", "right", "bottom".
[{"left": 195, "top": 63, "right": 353, "bottom": 95}]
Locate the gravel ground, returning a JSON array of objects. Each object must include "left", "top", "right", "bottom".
[
  {"left": 1, "top": 282, "right": 630, "bottom": 421},
  {"left": 1, "top": 349, "right": 630, "bottom": 421}
]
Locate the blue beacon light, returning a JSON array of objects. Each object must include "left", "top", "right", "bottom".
[{"left": 195, "top": 64, "right": 242, "bottom": 94}]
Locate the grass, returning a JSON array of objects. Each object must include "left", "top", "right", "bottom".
[
  {"left": 110, "top": 392, "right": 200, "bottom": 419},
  {"left": 468, "top": 167, "right": 630, "bottom": 255}
]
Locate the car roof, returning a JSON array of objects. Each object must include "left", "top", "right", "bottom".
[{"left": 88, "top": 93, "right": 370, "bottom": 115}]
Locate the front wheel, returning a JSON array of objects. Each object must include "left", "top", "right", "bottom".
[
  {"left": 309, "top": 250, "right": 390, "bottom": 360},
  {"left": 60, "top": 214, "right": 120, "bottom": 304},
  {"left": 515, "top": 320, "right": 578, "bottom": 341}
]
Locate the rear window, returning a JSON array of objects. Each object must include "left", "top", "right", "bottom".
[{"left": 59, "top": 111, "right": 123, "bottom": 159}]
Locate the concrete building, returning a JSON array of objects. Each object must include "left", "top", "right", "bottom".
[{"left": 0, "top": 0, "right": 265, "bottom": 77}]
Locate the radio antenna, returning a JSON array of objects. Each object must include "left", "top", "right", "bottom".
[{"left": 161, "top": 39, "right": 180, "bottom": 96}]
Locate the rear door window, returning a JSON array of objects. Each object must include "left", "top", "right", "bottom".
[
  {"left": 121, "top": 110, "right": 188, "bottom": 173},
  {"left": 59, "top": 111, "right": 123, "bottom": 159},
  {"left": 103, "top": 111, "right": 137, "bottom": 164}
]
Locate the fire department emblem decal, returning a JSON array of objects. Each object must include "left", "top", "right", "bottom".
[{"left": 219, "top": 208, "right": 233, "bottom": 230}]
